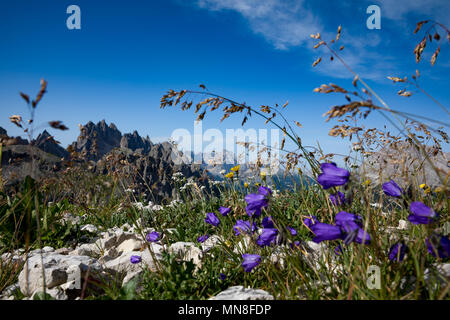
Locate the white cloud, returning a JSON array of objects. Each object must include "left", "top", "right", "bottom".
[
  {"left": 196, "top": 0, "right": 324, "bottom": 50},
  {"left": 376, "top": 0, "right": 450, "bottom": 25},
  {"left": 193, "top": 0, "right": 392, "bottom": 80},
  {"left": 191, "top": 0, "right": 448, "bottom": 80}
]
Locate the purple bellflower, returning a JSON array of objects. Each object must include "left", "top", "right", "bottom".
[{"left": 317, "top": 163, "right": 350, "bottom": 189}]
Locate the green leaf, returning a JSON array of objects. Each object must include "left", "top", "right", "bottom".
[
  {"left": 33, "top": 292, "right": 55, "bottom": 300},
  {"left": 121, "top": 277, "right": 138, "bottom": 300}
]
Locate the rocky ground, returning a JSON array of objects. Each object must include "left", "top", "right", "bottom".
[{"left": 0, "top": 201, "right": 276, "bottom": 300}]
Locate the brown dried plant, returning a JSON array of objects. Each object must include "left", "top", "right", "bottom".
[
  {"left": 4, "top": 79, "right": 70, "bottom": 300},
  {"left": 160, "top": 88, "right": 321, "bottom": 177},
  {"left": 310, "top": 23, "right": 449, "bottom": 191}
]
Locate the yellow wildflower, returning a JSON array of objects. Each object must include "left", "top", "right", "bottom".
[
  {"left": 244, "top": 182, "right": 249, "bottom": 188},
  {"left": 424, "top": 186, "right": 431, "bottom": 194},
  {"left": 231, "top": 165, "right": 240, "bottom": 172},
  {"left": 363, "top": 179, "right": 371, "bottom": 186},
  {"left": 419, "top": 183, "right": 427, "bottom": 189},
  {"left": 434, "top": 187, "right": 443, "bottom": 193},
  {"left": 225, "top": 172, "right": 234, "bottom": 179}
]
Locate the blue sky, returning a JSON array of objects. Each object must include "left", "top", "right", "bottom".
[{"left": 0, "top": 0, "right": 449, "bottom": 161}]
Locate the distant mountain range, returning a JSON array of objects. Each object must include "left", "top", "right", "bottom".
[
  {"left": 0, "top": 121, "right": 208, "bottom": 203},
  {"left": 1, "top": 120, "right": 446, "bottom": 203},
  {"left": 360, "top": 142, "right": 449, "bottom": 188}
]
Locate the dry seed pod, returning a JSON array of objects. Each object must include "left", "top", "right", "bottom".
[
  {"left": 414, "top": 20, "right": 429, "bottom": 34},
  {"left": 312, "top": 57, "right": 322, "bottom": 67},
  {"left": 413, "top": 37, "right": 427, "bottom": 63},
  {"left": 20, "top": 92, "right": 30, "bottom": 104},
  {"left": 49, "top": 121, "right": 69, "bottom": 130},
  {"left": 431, "top": 46, "right": 440, "bottom": 66}
]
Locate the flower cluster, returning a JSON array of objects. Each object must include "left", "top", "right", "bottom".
[
  {"left": 314, "top": 162, "right": 448, "bottom": 262},
  {"left": 381, "top": 178, "right": 447, "bottom": 261},
  {"left": 201, "top": 184, "right": 296, "bottom": 273},
  {"left": 244, "top": 186, "right": 271, "bottom": 217},
  {"left": 305, "top": 211, "right": 371, "bottom": 245}
]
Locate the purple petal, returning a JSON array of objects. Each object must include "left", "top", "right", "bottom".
[
  {"left": 146, "top": 231, "right": 160, "bottom": 242},
  {"left": 262, "top": 216, "right": 275, "bottom": 229},
  {"left": 304, "top": 216, "right": 319, "bottom": 228},
  {"left": 427, "top": 235, "right": 450, "bottom": 259},
  {"left": 330, "top": 192, "right": 346, "bottom": 206},
  {"left": 197, "top": 235, "right": 209, "bottom": 243},
  {"left": 245, "top": 193, "right": 268, "bottom": 217},
  {"left": 287, "top": 226, "right": 297, "bottom": 236},
  {"left": 310, "top": 223, "right": 343, "bottom": 243},
  {"left": 242, "top": 254, "right": 261, "bottom": 272},
  {"left": 205, "top": 212, "right": 220, "bottom": 226},
  {"left": 219, "top": 206, "right": 231, "bottom": 216},
  {"left": 382, "top": 180, "right": 403, "bottom": 198},
  {"left": 256, "top": 228, "right": 278, "bottom": 247},
  {"left": 258, "top": 186, "right": 272, "bottom": 196},
  {"left": 388, "top": 242, "right": 407, "bottom": 262},
  {"left": 233, "top": 220, "right": 257, "bottom": 236},
  {"left": 408, "top": 202, "right": 436, "bottom": 225},
  {"left": 335, "top": 211, "right": 362, "bottom": 226},
  {"left": 130, "top": 255, "right": 141, "bottom": 264},
  {"left": 410, "top": 201, "right": 436, "bottom": 218},
  {"left": 317, "top": 163, "right": 350, "bottom": 189}
]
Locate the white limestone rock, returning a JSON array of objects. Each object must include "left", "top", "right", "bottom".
[
  {"left": 69, "top": 243, "right": 100, "bottom": 257},
  {"left": 103, "top": 249, "right": 161, "bottom": 276},
  {"left": 168, "top": 242, "right": 203, "bottom": 267},
  {"left": 209, "top": 286, "right": 274, "bottom": 300},
  {"left": 18, "top": 252, "right": 101, "bottom": 297},
  {"left": 80, "top": 224, "right": 98, "bottom": 234},
  {"left": 201, "top": 235, "right": 224, "bottom": 252},
  {"left": 117, "top": 239, "right": 145, "bottom": 255}
]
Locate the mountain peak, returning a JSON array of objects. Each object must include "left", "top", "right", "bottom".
[
  {"left": 71, "top": 120, "right": 122, "bottom": 160},
  {"left": 33, "top": 130, "right": 69, "bottom": 159}
]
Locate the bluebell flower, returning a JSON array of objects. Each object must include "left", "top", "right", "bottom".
[
  {"left": 219, "top": 206, "right": 231, "bottom": 216},
  {"left": 242, "top": 254, "right": 261, "bottom": 272},
  {"left": 262, "top": 216, "right": 275, "bottom": 229},
  {"left": 245, "top": 193, "right": 268, "bottom": 217},
  {"left": 146, "top": 231, "right": 160, "bottom": 243},
  {"left": 287, "top": 226, "right": 297, "bottom": 236},
  {"left": 388, "top": 242, "right": 408, "bottom": 262},
  {"left": 303, "top": 216, "right": 319, "bottom": 228},
  {"left": 426, "top": 235, "right": 449, "bottom": 259},
  {"left": 335, "top": 211, "right": 370, "bottom": 245},
  {"left": 130, "top": 255, "right": 141, "bottom": 264},
  {"left": 382, "top": 180, "right": 403, "bottom": 198},
  {"left": 329, "top": 191, "right": 346, "bottom": 206},
  {"left": 317, "top": 163, "right": 350, "bottom": 189},
  {"left": 256, "top": 228, "right": 278, "bottom": 247},
  {"left": 205, "top": 212, "right": 220, "bottom": 226},
  {"left": 408, "top": 201, "right": 436, "bottom": 225},
  {"left": 310, "top": 223, "right": 343, "bottom": 243},
  {"left": 233, "top": 220, "right": 257, "bottom": 236},
  {"left": 197, "top": 235, "right": 209, "bottom": 243},
  {"left": 258, "top": 186, "right": 272, "bottom": 197}
]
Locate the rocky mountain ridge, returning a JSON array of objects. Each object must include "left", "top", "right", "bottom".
[{"left": 0, "top": 121, "right": 209, "bottom": 203}]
